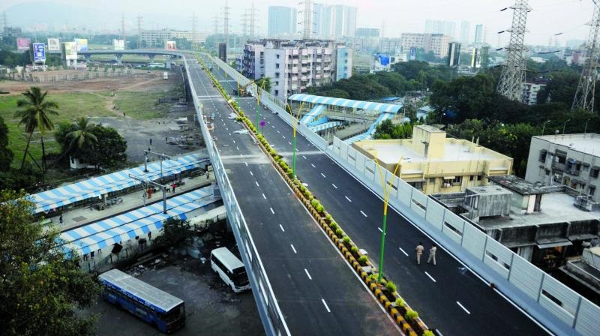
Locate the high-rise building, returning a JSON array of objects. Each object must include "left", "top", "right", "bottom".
[
  {"left": 471, "top": 48, "right": 481, "bottom": 68},
  {"left": 268, "top": 6, "right": 297, "bottom": 37},
  {"left": 424, "top": 20, "right": 456, "bottom": 39},
  {"left": 139, "top": 29, "right": 206, "bottom": 48},
  {"left": 355, "top": 28, "right": 380, "bottom": 38},
  {"left": 460, "top": 21, "right": 470, "bottom": 45},
  {"left": 401, "top": 33, "right": 451, "bottom": 58},
  {"left": 474, "top": 24, "right": 485, "bottom": 45},
  {"left": 218, "top": 42, "right": 227, "bottom": 62},
  {"left": 313, "top": 3, "right": 357, "bottom": 38},
  {"left": 448, "top": 42, "right": 461, "bottom": 67},
  {"left": 240, "top": 39, "right": 352, "bottom": 99}
]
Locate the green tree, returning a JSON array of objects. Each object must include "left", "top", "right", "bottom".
[
  {"left": 67, "top": 117, "right": 98, "bottom": 155},
  {"left": 78, "top": 125, "right": 127, "bottom": 169},
  {"left": 255, "top": 77, "right": 272, "bottom": 93},
  {"left": 0, "top": 189, "right": 100, "bottom": 335},
  {"left": 154, "top": 218, "right": 191, "bottom": 247},
  {"left": 14, "top": 87, "right": 59, "bottom": 171},
  {"left": 0, "top": 116, "right": 14, "bottom": 170}
]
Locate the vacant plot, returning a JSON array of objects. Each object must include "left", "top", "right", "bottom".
[{"left": 0, "top": 69, "right": 184, "bottom": 168}]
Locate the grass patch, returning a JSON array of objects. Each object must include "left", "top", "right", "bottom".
[
  {"left": 0, "top": 92, "right": 113, "bottom": 168},
  {"left": 114, "top": 85, "right": 183, "bottom": 120}
]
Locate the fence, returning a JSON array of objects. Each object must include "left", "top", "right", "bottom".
[
  {"left": 206, "top": 53, "right": 600, "bottom": 336},
  {"left": 184, "top": 56, "right": 289, "bottom": 336}
]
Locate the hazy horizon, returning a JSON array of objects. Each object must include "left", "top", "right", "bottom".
[{"left": 1, "top": 0, "right": 594, "bottom": 46}]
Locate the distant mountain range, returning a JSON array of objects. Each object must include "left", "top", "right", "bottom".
[{"left": 4, "top": 1, "right": 197, "bottom": 33}]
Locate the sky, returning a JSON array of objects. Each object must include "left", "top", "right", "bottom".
[{"left": 1, "top": 0, "right": 595, "bottom": 46}]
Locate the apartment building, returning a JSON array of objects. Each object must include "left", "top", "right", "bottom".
[
  {"left": 353, "top": 125, "right": 513, "bottom": 194},
  {"left": 139, "top": 29, "right": 205, "bottom": 47},
  {"left": 240, "top": 39, "right": 352, "bottom": 100},
  {"left": 400, "top": 33, "right": 451, "bottom": 58},
  {"left": 522, "top": 80, "right": 547, "bottom": 105},
  {"left": 525, "top": 133, "right": 600, "bottom": 203}
]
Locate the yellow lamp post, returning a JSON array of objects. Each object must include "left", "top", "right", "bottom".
[
  {"left": 287, "top": 102, "right": 305, "bottom": 178},
  {"left": 375, "top": 156, "right": 403, "bottom": 283}
]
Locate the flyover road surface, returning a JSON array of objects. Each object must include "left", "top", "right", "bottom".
[
  {"left": 185, "top": 57, "right": 400, "bottom": 335},
  {"left": 207, "top": 58, "right": 550, "bottom": 336}
]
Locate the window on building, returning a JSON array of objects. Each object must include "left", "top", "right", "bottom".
[
  {"left": 590, "top": 185, "right": 596, "bottom": 196},
  {"left": 453, "top": 176, "right": 462, "bottom": 185},
  {"left": 274, "top": 90, "right": 279, "bottom": 96},
  {"left": 539, "top": 150, "right": 547, "bottom": 163},
  {"left": 429, "top": 178, "right": 436, "bottom": 184},
  {"left": 591, "top": 167, "right": 600, "bottom": 178},
  {"left": 275, "top": 72, "right": 280, "bottom": 78},
  {"left": 275, "top": 63, "right": 280, "bottom": 69},
  {"left": 470, "top": 175, "right": 475, "bottom": 181},
  {"left": 276, "top": 54, "right": 280, "bottom": 59}
]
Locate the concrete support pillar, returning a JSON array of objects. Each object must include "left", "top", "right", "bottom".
[
  {"left": 85, "top": 55, "right": 91, "bottom": 63},
  {"left": 115, "top": 54, "right": 123, "bottom": 65},
  {"left": 148, "top": 54, "right": 155, "bottom": 63}
]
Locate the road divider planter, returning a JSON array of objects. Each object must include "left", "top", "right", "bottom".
[{"left": 198, "top": 56, "right": 431, "bottom": 336}]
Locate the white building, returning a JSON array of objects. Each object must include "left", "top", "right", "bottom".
[
  {"left": 268, "top": 6, "right": 297, "bottom": 38},
  {"left": 525, "top": 133, "right": 600, "bottom": 203},
  {"left": 474, "top": 24, "right": 485, "bottom": 45},
  {"left": 401, "top": 33, "right": 451, "bottom": 58},
  {"left": 522, "top": 80, "right": 547, "bottom": 105},
  {"left": 140, "top": 29, "right": 205, "bottom": 47},
  {"left": 370, "top": 51, "right": 406, "bottom": 73},
  {"left": 240, "top": 39, "right": 352, "bottom": 100},
  {"left": 313, "top": 3, "right": 357, "bottom": 38}
]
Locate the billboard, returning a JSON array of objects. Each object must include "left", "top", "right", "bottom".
[
  {"left": 32, "top": 43, "right": 46, "bottom": 63},
  {"left": 409, "top": 47, "right": 417, "bottom": 61},
  {"left": 63, "top": 42, "right": 78, "bottom": 60},
  {"left": 113, "top": 39, "right": 125, "bottom": 51},
  {"left": 16, "top": 38, "right": 31, "bottom": 51},
  {"left": 47, "top": 38, "right": 60, "bottom": 52},
  {"left": 165, "top": 40, "right": 176, "bottom": 50},
  {"left": 74, "top": 38, "right": 88, "bottom": 52}
]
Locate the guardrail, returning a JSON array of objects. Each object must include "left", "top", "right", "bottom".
[
  {"left": 205, "top": 53, "right": 600, "bottom": 336},
  {"left": 183, "top": 56, "right": 289, "bottom": 336}
]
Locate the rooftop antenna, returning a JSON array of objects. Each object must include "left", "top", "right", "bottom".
[
  {"left": 572, "top": 0, "right": 600, "bottom": 113},
  {"left": 497, "top": 0, "right": 531, "bottom": 102}
]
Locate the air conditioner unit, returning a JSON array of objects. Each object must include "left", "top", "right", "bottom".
[{"left": 574, "top": 195, "right": 596, "bottom": 212}]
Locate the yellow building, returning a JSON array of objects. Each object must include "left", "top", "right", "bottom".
[{"left": 353, "top": 125, "right": 513, "bottom": 194}]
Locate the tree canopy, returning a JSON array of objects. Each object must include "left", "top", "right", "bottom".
[
  {"left": 0, "top": 189, "right": 100, "bottom": 335},
  {"left": 373, "top": 120, "right": 415, "bottom": 140}
]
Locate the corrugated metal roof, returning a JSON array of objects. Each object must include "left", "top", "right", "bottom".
[{"left": 288, "top": 94, "right": 402, "bottom": 113}]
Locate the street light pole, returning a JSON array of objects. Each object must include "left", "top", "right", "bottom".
[
  {"left": 288, "top": 102, "right": 305, "bottom": 179},
  {"left": 256, "top": 80, "right": 267, "bottom": 133},
  {"left": 584, "top": 118, "right": 591, "bottom": 135},
  {"left": 542, "top": 120, "right": 551, "bottom": 136},
  {"left": 563, "top": 119, "right": 571, "bottom": 136},
  {"left": 375, "top": 156, "right": 403, "bottom": 283}
]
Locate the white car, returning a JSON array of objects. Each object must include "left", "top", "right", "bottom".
[
  {"left": 227, "top": 113, "right": 237, "bottom": 120},
  {"left": 233, "top": 129, "right": 249, "bottom": 135}
]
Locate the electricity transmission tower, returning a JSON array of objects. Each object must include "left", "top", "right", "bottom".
[
  {"left": 223, "top": 1, "right": 230, "bottom": 44},
  {"left": 248, "top": 3, "right": 257, "bottom": 39},
  {"left": 300, "top": 0, "right": 313, "bottom": 39},
  {"left": 191, "top": 12, "right": 198, "bottom": 49},
  {"left": 137, "top": 15, "right": 143, "bottom": 48},
  {"left": 121, "top": 14, "right": 125, "bottom": 40},
  {"left": 497, "top": 0, "right": 530, "bottom": 102},
  {"left": 572, "top": 0, "right": 600, "bottom": 113}
]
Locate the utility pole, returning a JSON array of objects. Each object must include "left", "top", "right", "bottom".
[
  {"left": 249, "top": 3, "right": 257, "bottom": 39},
  {"left": 121, "top": 14, "right": 125, "bottom": 40},
  {"left": 572, "top": 0, "right": 600, "bottom": 113},
  {"left": 223, "top": 1, "right": 230, "bottom": 45},
  {"left": 213, "top": 15, "right": 220, "bottom": 35},
  {"left": 300, "top": 0, "right": 313, "bottom": 40},
  {"left": 497, "top": 0, "right": 530, "bottom": 102},
  {"left": 137, "top": 15, "right": 143, "bottom": 49},
  {"left": 241, "top": 10, "right": 249, "bottom": 37},
  {"left": 1, "top": 12, "right": 7, "bottom": 32},
  {"left": 191, "top": 12, "right": 198, "bottom": 50}
]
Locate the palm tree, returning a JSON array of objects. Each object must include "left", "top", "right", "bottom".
[
  {"left": 67, "top": 117, "right": 97, "bottom": 154},
  {"left": 14, "top": 87, "right": 59, "bottom": 171}
]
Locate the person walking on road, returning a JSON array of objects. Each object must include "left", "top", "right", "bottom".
[
  {"left": 427, "top": 245, "right": 437, "bottom": 265},
  {"left": 415, "top": 242, "right": 424, "bottom": 265}
]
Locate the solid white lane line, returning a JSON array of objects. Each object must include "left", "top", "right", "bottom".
[
  {"left": 321, "top": 173, "right": 326, "bottom": 178},
  {"left": 345, "top": 196, "right": 352, "bottom": 202},
  {"left": 262, "top": 193, "right": 267, "bottom": 200},
  {"left": 280, "top": 224, "right": 285, "bottom": 232},
  {"left": 302, "top": 155, "right": 307, "bottom": 159},
  {"left": 250, "top": 171, "right": 253, "bottom": 176},
  {"left": 322, "top": 299, "right": 331, "bottom": 313},
  {"left": 304, "top": 269, "right": 313, "bottom": 280},
  {"left": 291, "top": 244, "right": 296, "bottom": 253},
  {"left": 244, "top": 162, "right": 248, "bottom": 166},
  {"left": 425, "top": 272, "right": 437, "bottom": 283},
  {"left": 332, "top": 184, "right": 338, "bottom": 189},
  {"left": 378, "top": 227, "right": 383, "bottom": 233},
  {"left": 256, "top": 181, "right": 260, "bottom": 187},
  {"left": 311, "top": 163, "right": 316, "bottom": 168},
  {"left": 457, "top": 301, "right": 471, "bottom": 314},
  {"left": 270, "top": 207, "right": 275, "bottom": 214},
  {"left": 399, "top": 247, "right": 408, "bottom": 257},
  {"left": 360, "top": 210, "right": 368, "bottom": 217}
]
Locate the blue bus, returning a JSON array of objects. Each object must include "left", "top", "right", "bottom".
[{"left": 98, "top": 269, "right": 186, "bottom": 333}]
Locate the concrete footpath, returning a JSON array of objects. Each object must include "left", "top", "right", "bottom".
[{"left": 47, "top": 173, "right": 216, "bottom": 233}]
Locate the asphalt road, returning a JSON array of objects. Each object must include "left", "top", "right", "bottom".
[
  {"left": 208, "top": 61, "right": 550, "bottom": 336},
  {"left": 185, "top": 56, "right": 400, "bottom": 335}
]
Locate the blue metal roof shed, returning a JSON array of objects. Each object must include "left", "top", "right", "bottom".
[{"left": 288, "top": 94, "right": 403, "bottom": 113}]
